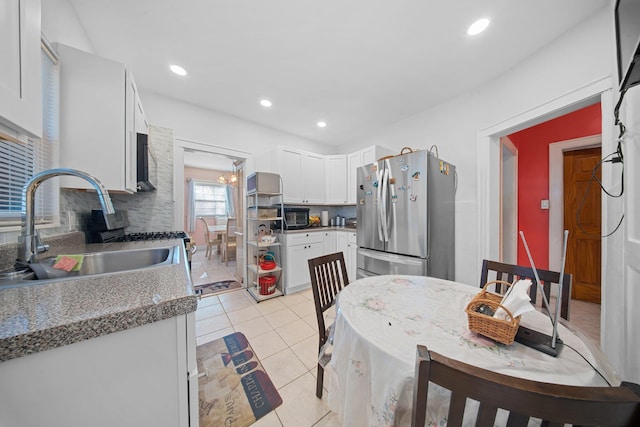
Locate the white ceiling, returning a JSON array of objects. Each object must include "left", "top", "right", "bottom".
[{"left": 69, "top": 0, "right": 608, "bottom": 145}]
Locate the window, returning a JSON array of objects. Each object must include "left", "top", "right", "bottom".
[
  {"left": 0, "top": 41, "right": 59, "bottom": 226},
  {"left": 193, "top": 181, "right": 227, "bottom": 218}
]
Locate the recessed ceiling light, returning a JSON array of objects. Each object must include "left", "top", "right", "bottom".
[
  {"left": 317, "top": 121, "right": 327, "bottom": 128},
  {"left": 467, "top": 18, "right": 490, "bottom": 36},
  {"left": 260, "top": 99, "right": 272, "bottom": 108},
  {"left": 170, "top": 64, "right": 187, "bottom": 76}
]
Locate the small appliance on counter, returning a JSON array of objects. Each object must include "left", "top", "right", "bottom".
[{"left": 275, "top": 207, "right": 310, "bottom": 230}]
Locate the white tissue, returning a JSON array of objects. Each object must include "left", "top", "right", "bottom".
[{"left": 494, "top": 279, "right": 535, "bottom": 320}]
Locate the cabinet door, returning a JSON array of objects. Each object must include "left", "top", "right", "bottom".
[
  {"left": 125, "top": 71, "right": 137, "bottom": 193},
  {"left": 286, "top": 243, "right": 320, "bottom": 291},
  {"left": 361, "top": 146, "right": 378, "bottom": 166},
  {"left": 347, "top": 232, "right": 358, "bottom": 281},
  {"left": 326, "top": 155, "right": 348, "bottom": 204},
  {"left": 347, "top": 151, "right": 361, "bottom": 204},
  {"left": 323, "top": 231, "right": 337, "bottom": 254},
  {"left": 281, "top": 148, "right": 304, "bottom": 203},
  {"left": 0, "top": 0, "right": 42, "bottom": 137},
  {"left": 304, "top": 153, "right": 326, "bottom": 204},
  {"left": 57, "top": 44, "right": 132, "bottom": 192},
  {"left": 336, "top": 232, "right": 348, "bottom": 255}
]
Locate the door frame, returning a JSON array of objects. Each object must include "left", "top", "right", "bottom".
[
  {"left": 548, "top": 134, "right": 602, "bottom": 272},
  {"left": 172, "top": 137, "right": 250, "bottom": 230},
  {"left": 476, "top": 76, "right": 614, "bottom": 280},
  {"left": 500, "top": 136, "right": 518, "bottom": 264}
]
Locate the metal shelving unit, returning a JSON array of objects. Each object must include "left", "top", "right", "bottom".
[{"left": 245, "top": 178, "right": 284, "bottom": 302}]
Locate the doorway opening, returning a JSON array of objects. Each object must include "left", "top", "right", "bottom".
[
  {"left": 477, "top": 77, "right": 614, "bottom": 347},
  {"left": 173, "top": 140, "right": 250, "bottom": 287}
]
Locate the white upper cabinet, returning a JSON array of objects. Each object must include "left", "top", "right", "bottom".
[
  {"left": 278, "top": 147, "right": 326, "bottom": 204},
  {"left": 325, "top": 154, "right": 348, "bottom": 204},
  {"left": 57, "top": 44, "right": 146, "bottom": 193},
  {"left": 347, "top": 145, "right": 391, "bottom": 204},
  {"left": 254, "top": 145, "right": 390, "bottom": 205},
  {"left": 0, "top": 0, "right": 42, "bottom": 138}
]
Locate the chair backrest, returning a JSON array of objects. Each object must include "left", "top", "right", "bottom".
[
  {"left": 412, "top": 344, "right": 640, "bottom": 427},
  {"left": 226, "top": 218, "right": 237, "bottom": 243},
  {"left": 480, "top": 259, "right": 572, "bottom": 320},
  {"left": 308, "top": 252, "right": 350, "bottom": 346},
  {"left": 197, "top": 216, "right": 211, "bottom": 241}
]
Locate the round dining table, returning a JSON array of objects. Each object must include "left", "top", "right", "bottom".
[{"left": 326, "top": 275, "right": 619, "bottom": 427}]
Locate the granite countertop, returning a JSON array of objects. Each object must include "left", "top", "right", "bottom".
[{"left": 0, "top": 238, "right": 197, "bottom": 363}]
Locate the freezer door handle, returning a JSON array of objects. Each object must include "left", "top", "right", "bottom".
[{"left": 359, "top": 247, "right": 425, "bottom": 266}]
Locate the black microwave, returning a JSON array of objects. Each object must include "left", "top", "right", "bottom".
[{"left": 276, "top": 207, "right": 310, "bottom": 230}]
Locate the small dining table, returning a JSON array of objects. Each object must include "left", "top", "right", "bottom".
[
  {"left": 208, "top": 224, "right": 227, "bottom": 254},
  {"left": 326, "top": 275, "right": 619, "bottom": 427}
]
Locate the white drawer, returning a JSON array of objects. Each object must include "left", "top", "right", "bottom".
[{"left": 286, "top": 231, "right": 323, "bottom": 246}]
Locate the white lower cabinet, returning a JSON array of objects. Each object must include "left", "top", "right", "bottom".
[
  {"left": 322, "top": 230, "right": 337, "bottom": 254},
  {"left": 0, "top": 314, "right": 197, "bottom": 427},
  {"left": 347, "top": 231, "right": 358, "bottom": 281},
  {"left": 284, "top": 229, "right": 357, "bottom": 293},
  {"left": 283, "top": 232, "right": 323, "bottom": 294},
  {"left": 337, "top": 230, "right": 357, "bottom": 281}
]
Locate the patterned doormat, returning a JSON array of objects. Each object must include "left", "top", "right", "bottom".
[
  {"left": 195, "top": 280, "right": 242, "bottom": 297},
  {"left": 197, "top": 332, "right": 282, "bottom": 427}
]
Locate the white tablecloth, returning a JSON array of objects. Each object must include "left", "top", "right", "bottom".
[{"left": 327, "top": 275, "right": 619, "bottom": 427}]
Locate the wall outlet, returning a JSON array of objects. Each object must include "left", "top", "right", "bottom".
[{"left": 541, "top": 200, "right": 550, "bottom": 210}]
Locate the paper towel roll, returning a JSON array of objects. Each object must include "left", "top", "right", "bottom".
[{"left": 321, "top": 211, "right": 329, "bottom": 227}]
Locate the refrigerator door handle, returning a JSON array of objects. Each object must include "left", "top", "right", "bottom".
[
  {"left": 376, "top": 167, "right": 384, "bottom": 242},
  {"left": 380, "top": 168, "right": 389, "bottom": 242}
]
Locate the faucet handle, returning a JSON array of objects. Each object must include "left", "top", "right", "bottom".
[{"left": 35, "top": 232, "right": 49, "bottom": 255}]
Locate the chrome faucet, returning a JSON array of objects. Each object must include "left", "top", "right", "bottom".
[{"left": 17, "top": 168, "right": 116, "bottom": 265}]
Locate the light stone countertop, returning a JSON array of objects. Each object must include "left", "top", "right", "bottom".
[{"left": 0, "top": 238, "right": 197, "bottom": 363}]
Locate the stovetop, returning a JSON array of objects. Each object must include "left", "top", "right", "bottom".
[
  {"left": 90, "top": 228, "right": 189, "bottom": 244},
  {"left": 117, "top": 231, "right": 188, "bottom": 242}
]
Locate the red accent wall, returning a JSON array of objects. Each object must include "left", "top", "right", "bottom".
[{"left": 508, "top": 103, "right": 601, "bottom": 269}]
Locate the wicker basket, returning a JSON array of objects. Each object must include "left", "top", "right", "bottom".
[{"left": 465, "top": 280, "right": 520, "bottom": 345}]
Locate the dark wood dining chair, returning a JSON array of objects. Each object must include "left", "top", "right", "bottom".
[
  {"left": 411, "top": 344, "right": 640, "bottom": 427},
  {"left": 308, "top": 252, "right": 350, "bottom": 398},
  {"left": 480, "top": 259, "right": 572, "bottom": 321}
]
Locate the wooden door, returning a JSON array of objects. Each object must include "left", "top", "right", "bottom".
[{"left": 563, "top": 147, "right": 601, "bottom": 302}]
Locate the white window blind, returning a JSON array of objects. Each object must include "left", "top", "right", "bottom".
[
  {"left": 194, "top": 181, "right": 227, "bottom": 217},
  {"left": 0, "top": 42, "right": 59, "bottom": 225}
]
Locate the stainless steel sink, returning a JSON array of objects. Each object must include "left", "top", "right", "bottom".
[{"left": 0, "top": 245, "right": 180, "bottom": 288}]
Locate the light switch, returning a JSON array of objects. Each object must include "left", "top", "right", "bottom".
[{"left": 541, "top": 200, "right": 550, "bottom": 210}]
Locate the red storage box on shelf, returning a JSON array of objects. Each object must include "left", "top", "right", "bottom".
[{"left": 259, "top": 275, "right": 277, "bottom": 295}]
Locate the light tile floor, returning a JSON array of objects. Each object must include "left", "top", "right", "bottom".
[{"left": 191, "top": 245, "right": 601, "bottom": 427}]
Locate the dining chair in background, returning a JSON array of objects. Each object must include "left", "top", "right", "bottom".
[
  {"left": 222, "top": 217, "right": 237, "bottom": 265},
  {"left": 480, "top": 259, "right": 572, "bottom": 321},
  {"left": 197, "top": 216, "right": 218, "bottom": 260},
  {"left": 411, "top": 344, "right": 640, "bottom": 427},
  {"left": 308, "top": 252, "right": 350, "bottom": 398}
]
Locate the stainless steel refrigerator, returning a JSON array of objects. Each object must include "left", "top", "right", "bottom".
[{"left": 356, "top": 149, "right": 455, "bottom": 280}]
